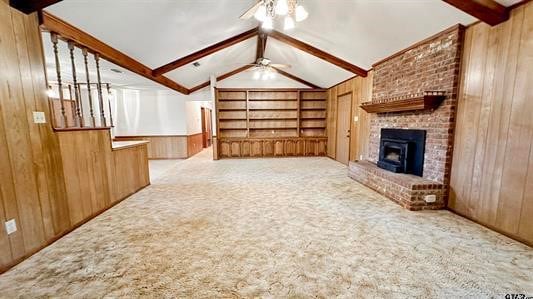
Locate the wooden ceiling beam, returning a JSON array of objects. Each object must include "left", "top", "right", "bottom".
[
  {"left": 10, "top": 0, "right": 62, "bottom": 14},
  {"left": 268, "top": 30, "right": 368, "bottom": 77},
  {"left": 271, "top": 67, "right": 322, "bottom": 89},
  {"left": 40, "top": 12, "right": 190, "bottom": 94},
  {"left": 189, "top": 64, "right": 254, "bottom": 93},
  {"left": 153, "top": 27, "right": 259, "bottom": 77},
  {"left": 256, "top": 31, "right": 268, "bottom": 61},
  {"left": 442, "top": 0, "right": 509, "bottom": 26}
]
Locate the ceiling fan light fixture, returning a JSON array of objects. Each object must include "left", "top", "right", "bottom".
[
  {"left": 284, "top": 16, "right": 295, "bottom": 30},
  {"left": 253, "top": 70, "right": 261, "bottom": 80},
  {"left": 275, "top": 0, "right": 289, "bottom": 15},
  {"left": 295, "top": 4, "right": 308, "bottom": 22},
  {"left": 254, "top": 4, "right": 267, "bottom": 21},
  {"left": 262, "top": 16, "right": 273, "bottom": 30}
]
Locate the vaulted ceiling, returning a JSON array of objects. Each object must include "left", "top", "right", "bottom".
[{"left": 44, "top": 0, "right": 521, "bottom": 92}]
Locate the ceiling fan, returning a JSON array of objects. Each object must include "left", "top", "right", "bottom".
[
  {"left": 248, "top": 57, "right": 290, "bottom": 80},
  {"left": 240, "top": 0, "right": 309, "bottom": 30},
  {"left": 249, "top": 57, "right": 290, "bottom": 69}
]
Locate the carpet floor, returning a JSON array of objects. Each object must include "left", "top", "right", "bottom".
[{"left": 0, "top": 150, "right": 532, "bottom": 298}]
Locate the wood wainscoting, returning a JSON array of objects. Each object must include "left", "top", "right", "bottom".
[
  {"left": 327, "top": 73, "right": 374, "bottom": 164},
  {"left": 114, "top": 134, "right": 205, "bottom": 159},
  {"left": 218, "top": 137, "right": 327, "bottom": 158},
  {"left": 449, "top": 2, "right": 533, "bottom": 246},
  {"left": 187, "top": 133, "right": 204, "bottom": 157}
]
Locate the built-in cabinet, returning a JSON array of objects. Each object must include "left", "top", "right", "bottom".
[{"left": 214, "top": 88, "right": 327, "bottom": 158}]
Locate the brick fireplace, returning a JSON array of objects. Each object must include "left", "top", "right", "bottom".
[{"left": 349, "top": 25, "right": 464, "bottom": 210}]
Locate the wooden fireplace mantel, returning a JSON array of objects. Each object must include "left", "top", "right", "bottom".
[{"left": 360, "top": 91, "right": 446, "bottom": 113}]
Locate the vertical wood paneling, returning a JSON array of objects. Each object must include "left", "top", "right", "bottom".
[
  {"left": 327, "top": 88, "right": 337, "bottom": 158},
  {"left": 326, "top": 72, "right": 373, "bottom": 164},
  {"left": 450, "top": 2, "right": 533, "bottom": 245},
  {"left": 0, "top": 1, "right": 46, "bottom": 253},
  {"left": 0, "top": 2, "right": 150, "bottom": 272}
]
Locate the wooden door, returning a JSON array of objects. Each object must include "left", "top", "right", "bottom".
[
  {"left": 201, "top": 107, "right": 212, "bottom": 148},
  {"left": 336, "top": 93, "right": 351, "bottom": 165}
]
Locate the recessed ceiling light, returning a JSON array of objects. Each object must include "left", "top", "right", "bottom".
[
  {"left": 193, "top": 62, "right": 201, "bottom": 67},
  {"left": 110, "top": 68, "right": 123, "bottom": 73}
]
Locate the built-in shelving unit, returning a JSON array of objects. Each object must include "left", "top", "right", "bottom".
[{"left": 215, "top": 88, "right": 327, "bottom": 158}]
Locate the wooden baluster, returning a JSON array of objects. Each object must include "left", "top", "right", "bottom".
[
  {"left": 106, "top": 83, "right": 114, "bottom": 127},
  {"left": 94, "top": 53, "right": 107, "bottom": 127},
  {"left": 51, "top": 32, "right": 67, "bottom": 128},
  {"left": 82, "top": 48, "right": 96, "bottom": 127},
  {"left": 75, "top": 83, "right": 85, "bottom": 126},
  {"left": 68, "top": 41, "right": 83, "bottom": 127}
]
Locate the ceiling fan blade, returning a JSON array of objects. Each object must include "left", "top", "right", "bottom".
[
  {"left": 270, "top": 63, "right": 291, "bottom": 68},
  {"left": 239, "top": 1, "right": 262, "bottom": 20}
]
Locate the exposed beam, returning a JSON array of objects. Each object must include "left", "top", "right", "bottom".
[
  {"left": 153, "top": 27, "right": 259, "bottom": 77},
  {"left": 189, "top": 65, "right": 254, "bottom": 93},
  {"left": 442, "top": 0, "right": 509, "bottom": 26},
  {"left": 268, "top": 30, "right": 368, "bottom": 77},
  {"left": 271, "top": 67, "right": 322, "bottom": 89},
  {"left": 256, "top": 31, "right": 268, "bottom": 60},
  {"left": 40, "top": 12, "right": 190, "bottom": 94},
  {"left": 10, "top": 0, "right": 61, "bottom": 14}
]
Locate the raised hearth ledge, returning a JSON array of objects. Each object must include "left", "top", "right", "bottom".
[{"left": 348, "top": 160, "right": 445, "bottom": 211}]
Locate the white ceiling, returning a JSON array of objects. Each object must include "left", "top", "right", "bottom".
[
  {"left": 265, "top": 38, "right": 353, "bottom": 88},
  {"left": 166, "top": 37, "right": 257, "bottom": 88},
  {"left": 44, "top": 0, "right": 521, "bottom": 92},
  {"left": 42, "top": 32, "right": 163, "bottom": 90}
]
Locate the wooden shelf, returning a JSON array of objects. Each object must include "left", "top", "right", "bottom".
[
  {"left": 361, "top": 92, "right": 446, "bottom": 113},
  {"left": 248, "top": 99, "right": 297, "bottom": 101},
  {"left": 216, "top": 89, "right": 327, "bottom": 145},
  {"left": 249, "top": 117, "right": 298, "bottom": 120},
  {"left": 249, "top": 108, "right": 297, "bottom": 111}
]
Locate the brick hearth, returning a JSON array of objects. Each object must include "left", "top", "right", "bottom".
[
  {"left": 349, "top": 161, "right": 445, "bottom": 210},
  {"left": 349, "top": 25, "right": 464, "bottom": 210}
]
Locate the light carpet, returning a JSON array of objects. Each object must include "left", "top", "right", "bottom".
[{"left": 0, "top": 149, "right": 532, "bottom": 298}]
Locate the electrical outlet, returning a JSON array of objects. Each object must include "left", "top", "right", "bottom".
[
  {"left": 424, "top": 194, "right": 436, "bottom": 203},
  {"left": 5, "top": 219, "right": 17, "bottom": 235},
  {"left": 33, "top": 111, "right": 46, "bottom": 124},
  {"left": 353, "top": 116, "right": 359, "bottom": 122},
  {"left": 359, "top": 155, "right": 363, "bottom": 160}
]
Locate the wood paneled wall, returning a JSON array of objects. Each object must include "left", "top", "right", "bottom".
[
  {"left": 327, "top": 72, "right": 374, "bottom": 162},
  {"left": 449, "top": 2, "right": 533, "bottom": 245},
  {"left": 0, "top": 2, "right": 69, "bottom": 271},
  {"left": 0, "top": 2, "right": 150, "bottom": 271},
  {"left": 114, "top": 134, "right": 204, "bottom": 159},
  {"left": 114, "top": 135, "right": 188, "bottom": 159},
  {"left": 187, "top": 133, "right": 204, "bottom": 157}
]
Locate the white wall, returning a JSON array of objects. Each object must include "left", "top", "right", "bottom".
[
  {"left": 112, "top": 70, "right": 309, "bottom": 137},
  {"left": 113, "top": 88, "right": 212, "bottom": 136}
]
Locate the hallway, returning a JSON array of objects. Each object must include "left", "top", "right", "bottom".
[{"left": 0, "top": 150, "right": 531, "bottom": 297}]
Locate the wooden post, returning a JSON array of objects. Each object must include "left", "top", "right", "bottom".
[
  {"left": 51, "top": 32, "right": 66, "bottom": 127},
  {"left": 94, "top": 53, "right": 107, "bottom": 127},
  {"left": 82, "top": 48, "right": 96, "bottom": 127},
  {"left": 106, "top": 83, "right": 114, "bottom": 127},
  {"left": 68, "top": 41, "right": 83, "bottom": 127}
]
